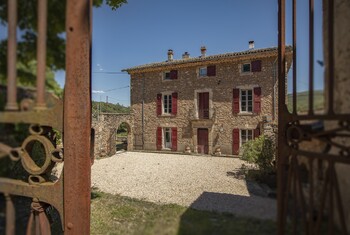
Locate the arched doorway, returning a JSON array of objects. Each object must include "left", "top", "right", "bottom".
[{"left": 116, "top": 122, "right": 131, "bottom": 152}]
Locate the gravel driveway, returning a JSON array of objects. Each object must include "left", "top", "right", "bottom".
[{"left": 91, "top": 151, "right": 276, "bottom": 220}]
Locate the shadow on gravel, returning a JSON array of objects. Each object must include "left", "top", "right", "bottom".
[
  {"left": 178, "top": 192, "right": 277, "bottom": 235},
  {"left": 183, "top": 191, "right": 276, "bottom": 219}
]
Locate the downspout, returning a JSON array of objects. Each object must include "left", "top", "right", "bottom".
[
  {"left": 272, "top": 56, "right": 278, "bottom": 121},
  {"left": 141, "top": 74, "right": 145, "bottom": 150}
]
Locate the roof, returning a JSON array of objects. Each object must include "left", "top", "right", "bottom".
[{"left": 122, "top": 46, "right": 291, "bottom": 73}]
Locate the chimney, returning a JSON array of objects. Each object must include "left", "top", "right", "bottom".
[
  {"left": 249, "top": 41, "right": 255, "bottom": 50},
  {"left": 167, "top": 49, "right": 174, "bottom": 61},
  {"left": 182, "top": 52, "right": 190, "bottom": 59},
  {"left": 200, "top": 46, "right": 206, "bottom": 57}
]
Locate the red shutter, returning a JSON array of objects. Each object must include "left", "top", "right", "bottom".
[
  {"left": 232, "top": 88, "right": 240, "bottom": 114},
  {"left": 170, "top": 70, "right": 178, "bottom": 79},
  {"left": 207, "top": 65, "right": 216, "bottom": 76},
  {"left": 253, "top": 87, "right": 261, "bottom": 114},
  {"left": 157, "top": 93, "right": 162, "bottom": 116},
  {"left": 156, "top": 127, "right": 162, "bottom": 150},
  {"left": 171, "top": 127, "right": 177, "bottom": 151},
  {"left": 251, "top": 60, "right": 262, "bottom": 72},
  {"left": 172, "top": 92, "right": 178, "bottom": 115},
  {"left": 254, "top": 127, "right": 260, "bottom": 139},
  {"left": 232, "top": 129, "right": 240, "bottom": 155}
]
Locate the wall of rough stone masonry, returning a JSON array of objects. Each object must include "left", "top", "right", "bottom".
[
  {"left": 92, "top": 113, "right": 133, "bottom": 157},
  {"left": 130, "top": 52, "right": 292, "bottom": 155}
]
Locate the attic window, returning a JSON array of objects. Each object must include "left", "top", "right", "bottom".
[
  {"left": 242, "top": 63, "right": 251, "bottom": 73},
  {"left": 164, "top": 71, "right": 171, "bottom": 80},
  {"left": 199, "top": 67, "right": 207, "bottom": 77}
]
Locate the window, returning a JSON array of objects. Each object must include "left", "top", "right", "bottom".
[
  {"left": 156, "top": 127, "right": 177, "bottom": 151},
  {"left": 198, "top": 65, "right": 216, "bottom": 77},
  {"left": 164, "top": 71, "right": 171, "bottom": 80},
  {"left": 242, "top": 63, "right": 251, "bottom": 73},
  {"left": 199, "top": 67, "right": 207, "bottom": 77},
  {"left": 157, "top": 92, "right": 177, "bottom": 116},
  {"left": 163, "top": 70, "right": 178, "bottom": 80},
  {"left": 163, "top": 94, "right": 172, "bottom": 114},
  {"left": 163, "top": 128, "right": 172, "bottom": 149},
  {"left": 241, "top": 89, "right": 253, "bottom": 112},
  {"left": 241, "top": 129, "right": 253, "bottom": 146}
]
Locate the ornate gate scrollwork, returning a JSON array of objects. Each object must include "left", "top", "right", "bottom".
[
  {"left": 1, "top": 0, "right": 92, "bottom": 234},
  {"left": 278, "top": 0, "right": 350, "bottom": 234}
]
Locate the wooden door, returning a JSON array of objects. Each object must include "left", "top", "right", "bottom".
[
  {"left": 197, "top": 128, "right": 209, "bottom": 154},
  {"left": 198, "top": 92, "right": 209, "bottom": 119}
]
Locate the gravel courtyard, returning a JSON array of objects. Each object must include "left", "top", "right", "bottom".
[{"left": 91, "top": 151, "right": 277, "bottom": 220}]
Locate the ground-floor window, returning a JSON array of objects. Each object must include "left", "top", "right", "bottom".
[
  {"left": 163, "top": 127, "right": 172, "bottom": 149},
  {"left": 241, "top": 129, "right": 253, "bottom": 146},
  {"left": 156, "top": 127, "right": 177, "bottom": 151}
]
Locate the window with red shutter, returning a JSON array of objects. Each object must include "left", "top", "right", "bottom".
[
  {"left": 207, "top": 65, "right": 216, "bottom": 76},
  {"left": 251, "top": 60, "right": 262, "bottom": 72},
  {"left": 253, "top": 87, "right": 261, "bottom": 114},
  {"left": 170, "top": 70, "right": 178, "bottom": 79},
  {"left": 171, "top": 127, "right": 177, "bottom": 151},
  {"left": 232, "top": 129, "right": 240, "bottom": 155},
  {"left": 172, "top": 92, "right": 178, "bottom": 115},
  {"left": 254, "top": 127, "right": 260, "bottom": 139},
  {"left": 156, "top": 127, "right": 162, "bottom": 150},
  {"left": 232, "top": 88, "right": 240, "bottom": 114},
  {"left": 156, "top": 94, "right": 162, "bottom": 116}
]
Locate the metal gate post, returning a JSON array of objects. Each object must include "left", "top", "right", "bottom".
[{"left": 64, "top": 0, "right": 92, "bottom": 234}]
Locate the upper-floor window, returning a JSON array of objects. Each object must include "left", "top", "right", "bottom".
[
  {"left": 156, "top": 92, "right": 178, "bottom": 116},
  {"left": 198, "top": 65, "right": 216, "bottom": 77},
  {"left": 232, "top": 87, "right": 261, "bottom": 114},
  {"left": 163, "top": 94, "right": 172, "bottom": 114},
  {"left": 242, "top": 63, "right": 251, "bottom": 73},
  {"left": 241, "top": 60, "right": 262, "bottom": 73},
  {"left": 163, "top": 70, "right": 178, "bottom": 80},
  {"left": 241, "top": 89, "right": 253, "bottom": 112},
  {"left": 199, "top": 67, "right": 207, "bottom": 77},
  {"left": 164, "top": 71, "right": 171, "bottom": 80}
]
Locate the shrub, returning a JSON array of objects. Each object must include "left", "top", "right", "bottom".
[{"left": 241, "top": 135, "right": 275, "bottom": 174}]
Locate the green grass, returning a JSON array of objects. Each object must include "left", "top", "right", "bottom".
[
  {"left": 287, "top": 90, "right": 324, "bottom": 112},
  {"left": 91, "top": 190, "right": 277, "bottom": 235}
]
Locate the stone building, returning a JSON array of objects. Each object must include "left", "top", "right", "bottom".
[{"left": 123, "top": 42, "right": 292, "bottom": 155}]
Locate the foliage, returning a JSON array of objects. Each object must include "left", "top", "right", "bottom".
[
  {"left": 0, "top": 0, "right": 127, "bottom": 90},
  {"left": 92, "top": 101, "right": 130, "bottom": 119},
  {"left": 241, "top": 135, "right": 275, "bottom": 174}
]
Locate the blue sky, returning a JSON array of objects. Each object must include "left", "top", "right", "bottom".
[{"left": 2, "top": 0, "right": 324, "bottom": 107}]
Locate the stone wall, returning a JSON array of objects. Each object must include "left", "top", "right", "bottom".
[
  {"left": 130, "top": 51, "right": 292, "bottom": 155},
  {"left": 92, "top": 113, "right": 133, "bottom": 157}
]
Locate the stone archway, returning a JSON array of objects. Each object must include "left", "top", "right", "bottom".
[{"left": 92, "top": 113, "right": 133, "bottom": 158}]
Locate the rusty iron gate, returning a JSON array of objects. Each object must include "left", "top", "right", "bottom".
[
  {"left": 278, "top": 0, "right": 350, "bottom": 234},
  {"left": 0, "top": 0, "right": 92, "bottom": 234}
]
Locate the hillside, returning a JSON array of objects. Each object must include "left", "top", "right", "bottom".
[
  {"left": 92, "top": 101, "right": 130, "bottom": 119},
  {"left": 287, "top": 90, "right": 324, "bottom": 112}
]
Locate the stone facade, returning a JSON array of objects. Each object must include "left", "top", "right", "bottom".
[
  {"left": 92, "top": 113, "right": 133, "bottom": 157},
  {"left": 125, "top": 47, "right": 292, "bottom": 155}
]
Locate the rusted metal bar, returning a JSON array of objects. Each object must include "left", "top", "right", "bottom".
[
  {"left": 333, "top": 164, "right": 348, "bottom": 234},
  {"left": 292, "top": 0, "right": 297, "bottom": 114},
  {"left": 63, "top": 0, "right": 92, "bottom": 234},
  {"left": 5, "top": 194, "right": 15, "bottom": 235},
  {"left": 5, "top": 0, "right": 18, "bottom": 111},
  {"left": 308, "top": 0, "right": 314, "bottom": 115},
  {"left": 308, "top": 158, "right": 314, "bottom": 234},
  {"left": 36, "top": 0, "right": 48, "bottom": 109},
  {"left": 328, "top": 162, "right": 334, "bottom": 235},
  {"left": 277, "top": 0, "right": 286, "bottom": 233},
  {"left": 327, "top": 0, "right": 334, "bottom": 115}
]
